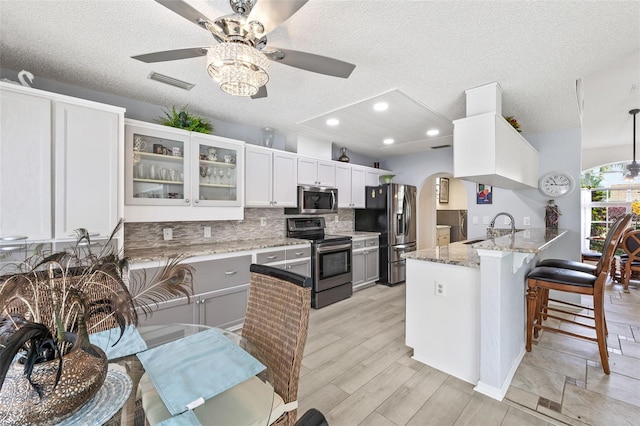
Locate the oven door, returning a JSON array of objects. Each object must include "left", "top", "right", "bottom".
[{"left": 315, "top": 241, "right": 352, "bottom": 291}]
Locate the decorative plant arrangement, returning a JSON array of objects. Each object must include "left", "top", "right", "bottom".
[
  {"left": 0, "top": 221, "right": 194, "bottom": 425},
  {"left": 157, "top": 105, "right": 213, "bottom": 134},
  {"left": 503, "top": 115, "right": 522, "bottom": 132}
]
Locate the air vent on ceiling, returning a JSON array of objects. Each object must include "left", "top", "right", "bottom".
[
  {"left": 431, "top": 144, "right": 452, "bottom": 149},
  {"left": 148, "top": 72, "right": 195, "bottom": 90}
]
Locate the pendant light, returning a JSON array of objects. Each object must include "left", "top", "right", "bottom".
[{"left": 624, "top": 108, "right": 640, "bottom": 181}]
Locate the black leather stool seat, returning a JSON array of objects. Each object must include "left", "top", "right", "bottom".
[
  {"left": 536, "top": 259, "right": 596, "bottom": 274},
  {"left": 581, "top": 251, "right": 601, "bottom": 260},
  {"left": 527, "top": 266, "right": 596, "bottom": 288}
]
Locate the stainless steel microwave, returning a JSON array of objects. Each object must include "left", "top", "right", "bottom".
[{"left": 286, "top": 186, "right": 339, "bottom": 215}]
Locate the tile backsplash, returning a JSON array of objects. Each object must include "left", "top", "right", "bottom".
[{"left": 124, "top": 208, "right": 355, "bottom": 250}]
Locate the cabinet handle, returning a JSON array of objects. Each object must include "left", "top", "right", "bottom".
[
  {"left": 224, "top": 270, "right": 238, "bottom": 275},
  {"left": 294, "top": 252, "right": 304, "bottom": 256},
  {"left": 273, "top": 201, "right": 277, "bottom": 205},
  {"left": 355, "top": 244, "right": 362, "bottom": 248},
  {"left": 194, "top": 199, "right": 199, "bottom": 204},
  {"left": 185, "top": 199, "right": 190, "bottom": 203},
  {"left": 267, "top": 255, "right": 279, "bottom": 260}
]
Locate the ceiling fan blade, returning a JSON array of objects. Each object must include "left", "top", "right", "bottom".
[
  {"left": 265, "top": 47, "right": 355, "bottom": 78},
  {"left": 251, "top": 85, "right": 268, "bottom": 99},
  {"left": 248, "top": 0, "right": 308, "bottom": 35},
  {"left": 155, "top": 0, "right": 212, "bottom": 29},
  {"left": 131, "top": 47, "right": 208, "bottom": 63}
]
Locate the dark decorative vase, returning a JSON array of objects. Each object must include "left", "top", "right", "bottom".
[
  {"left": 338, "top": 147, "right": 350, "bottom": 163},
  {"left": 545, "top": 200, "right": 560, "bottom": 230},
  {"left": 0, "top": 336, "right": 108, "bottom": 426}
]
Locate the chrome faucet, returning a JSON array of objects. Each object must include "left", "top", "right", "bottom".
[{"left": 490, "top": 212, "right": 516, "bottom": 234}]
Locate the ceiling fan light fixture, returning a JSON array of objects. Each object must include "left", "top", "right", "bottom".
[
  {"left": 626, "top": 109, "right": 640, "bottom": 180},
  {"left": 206, "top": 42, "right": 269, "bottom": 97}
]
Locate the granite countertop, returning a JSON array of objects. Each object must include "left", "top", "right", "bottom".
[
  {"left": 402, "top": 228, "right": 568, "bottom": 268},
  {"left": 403, "top": 244, "right": 481, "bottom": 269},
  {"left": 125, "top": 238, "right": 310, "bottom": 263},
  {"left": 336, "top": 231, "right": 380, "bottom": 238},
  {"left": 471, "top": 228, "right": 567, "bottom": 253}
]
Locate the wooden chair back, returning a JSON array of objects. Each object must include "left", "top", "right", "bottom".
[
  {"left": 595, "top": 214, "right": 632, "bottom": 277},
  {"left": 242, "top": 264, "right": 312, "bottom": 426}
]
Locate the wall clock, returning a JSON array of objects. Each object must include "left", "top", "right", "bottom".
[{"left": 538, "top": 171, "right": 575, "bottom": 198}]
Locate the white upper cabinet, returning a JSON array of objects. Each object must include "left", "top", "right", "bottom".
[
  {"left": 124, "top": 119, "right": 245, "bottom": 222},
  {"left": 272, "top": 150, "right": 298, "bottom": 207},
  {"left": 0, "top": 83, "right": 123, "bottom": 241},
  {"left": 0, "top": 87, "right": 52, "bottom": 240},
  {"left": 54, "top": 101, "right": 120, "bottom": 239},
  {"left": 245, "top": 146, "right": 297, "bottom": 207},
  {"left": 336, "top": 164, "right": 366, "bottom": 208},
  {"left": 297, "top": 157, "right": 335, "bottom": 186}
]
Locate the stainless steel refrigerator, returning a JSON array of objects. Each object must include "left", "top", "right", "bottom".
[
  {"left": 436, "top": 209, "right": 468, "bottom": 242},
  {"left": 355, "top": 183, "right": 417, "bottom": 286}
]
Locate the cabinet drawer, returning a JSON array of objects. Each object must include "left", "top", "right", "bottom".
[
  {"left": 0, "top": 242, "right": 51, "bottom": 264},
  {"left": 365, "top": 237, "right": 379, "bottom": 248},
  {"left": 256, "top": 249, "right": 286, "bottom": 264},
  {"left": 352, "top": 239, "right": 366, "bottom": 250},
  {"left": 189, "top": 255, "right": 251, "bottom": 294},
  {"left": 286, "top": 246, "right": 310, "bottom": 259}
]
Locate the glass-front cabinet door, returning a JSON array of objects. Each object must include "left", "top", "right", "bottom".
[
  {"left": 192, "top": 134, "right": 243, "bottom": 207},
  {"left": 125, "top": 123, "right": 190, "bottom": 206}
]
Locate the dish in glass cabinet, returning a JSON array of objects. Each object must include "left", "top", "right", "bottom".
[{"left": 0, "top": 236, "right": 28, "bottom": 241}]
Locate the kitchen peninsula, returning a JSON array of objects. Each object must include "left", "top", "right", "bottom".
[{"left": 403, "top": 228, "right": 567, "bottom": 401}]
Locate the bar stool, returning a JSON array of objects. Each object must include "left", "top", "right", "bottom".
[
  {"left": 620, "top": 229, "right": 640, "bottom": 292},
  {"left": 536, "top": 214, "right": 632, "bottom": 276},
  {"left": 525, "top": 214, "right": 631, "bottom": 374}
]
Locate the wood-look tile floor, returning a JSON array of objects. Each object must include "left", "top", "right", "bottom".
[{"left": 297, "top": 282, "right": 640, "bottom": 425}]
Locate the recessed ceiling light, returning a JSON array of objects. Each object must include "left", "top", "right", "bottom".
[
  {"left": 326, "top": 118, "right": 340, "bottom": 126},
  {"left": 426, "top": 129, "right": 440, "bottom": 136},
  {"left": 373, "top": 102, "right": 388, "bottom": 111},
  {"left": 383, "top": 138, "right": 394, "bottom": 145}
]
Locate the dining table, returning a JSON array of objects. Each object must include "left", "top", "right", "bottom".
[{"left": 106, "top": 323, "right": 274, "bottom": 426}]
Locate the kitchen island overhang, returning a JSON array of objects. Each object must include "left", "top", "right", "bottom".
[{"left": 402, "top": 228, "right": 568, "bottom": 401}]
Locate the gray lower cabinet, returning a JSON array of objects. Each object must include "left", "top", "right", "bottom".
[
  {"left": 256, "top": 245, "right": 311, "bottom": 277},
  {"left": 352, "top": 251, "right": 365, "bottom": 286},
  {"left": 352, "top": 237, "right": 379, "bottom": 291},
  {"left": 133, "top": 253, "right": 251, "bottom": 330}
]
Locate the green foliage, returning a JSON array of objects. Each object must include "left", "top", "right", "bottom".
[{"left": 157, "top": 105, "right": 213, "bottom": 134}]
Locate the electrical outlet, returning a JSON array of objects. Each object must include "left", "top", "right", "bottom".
[
  {"left": 482, "top": 216, "right": 490, "bottom": 225},
  {"left": 163, "top": 228, "right": 173, "bottom": 241},
  {"left": 435, "top": 281, "right": 446, "bottom": 297},
  {"left": 204, "top": 226, "right": 211, "bottom": 238},
  {"left": 335, "top": 215, "right": 339, "bottom": 222},
  {"left": 260, "top": 218, "right": 267, "bottom": 226},
  {"left": 472, "top": 216, "right": 479, "bottom": 225},
  {"left": 523, "top": 216, "right": 531, "bottom": 226}
]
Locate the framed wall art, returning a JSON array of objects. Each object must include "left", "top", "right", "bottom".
[
  {"left": 476, "top": 183, "right": 492, "bottom": 204},
  {"left": 439, "top": 178, "right": 449, "bottom": 204}
]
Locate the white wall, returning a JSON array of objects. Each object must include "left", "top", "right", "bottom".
[{"left": 383, "top": 128, "right": 582, "bottom": 260}]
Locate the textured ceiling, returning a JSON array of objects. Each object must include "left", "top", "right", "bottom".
[{"left": 0, "top": 0, "right": 639, "bottom": 159}]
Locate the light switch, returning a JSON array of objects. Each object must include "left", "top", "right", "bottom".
[
  {"left": 523, "top": 217, "right": 531, "bottom": 226},
  {"left": 482, "top": 216, "right": 490, "bottom": 225},
  {"left": 472, "top": 216, "right": 479, "bottom": 224}
]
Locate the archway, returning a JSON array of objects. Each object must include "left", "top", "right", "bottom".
[{"left": 417, "top": 173, "right": 469, "bottom": 249}]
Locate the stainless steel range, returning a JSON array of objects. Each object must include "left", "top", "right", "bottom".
[{"left": 287, "top": 217, "right": 352, "bottom": 308}]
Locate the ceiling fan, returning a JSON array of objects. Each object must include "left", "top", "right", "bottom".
[{"left": 132, "top": 0, "right": 356, "bottom": 99}]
